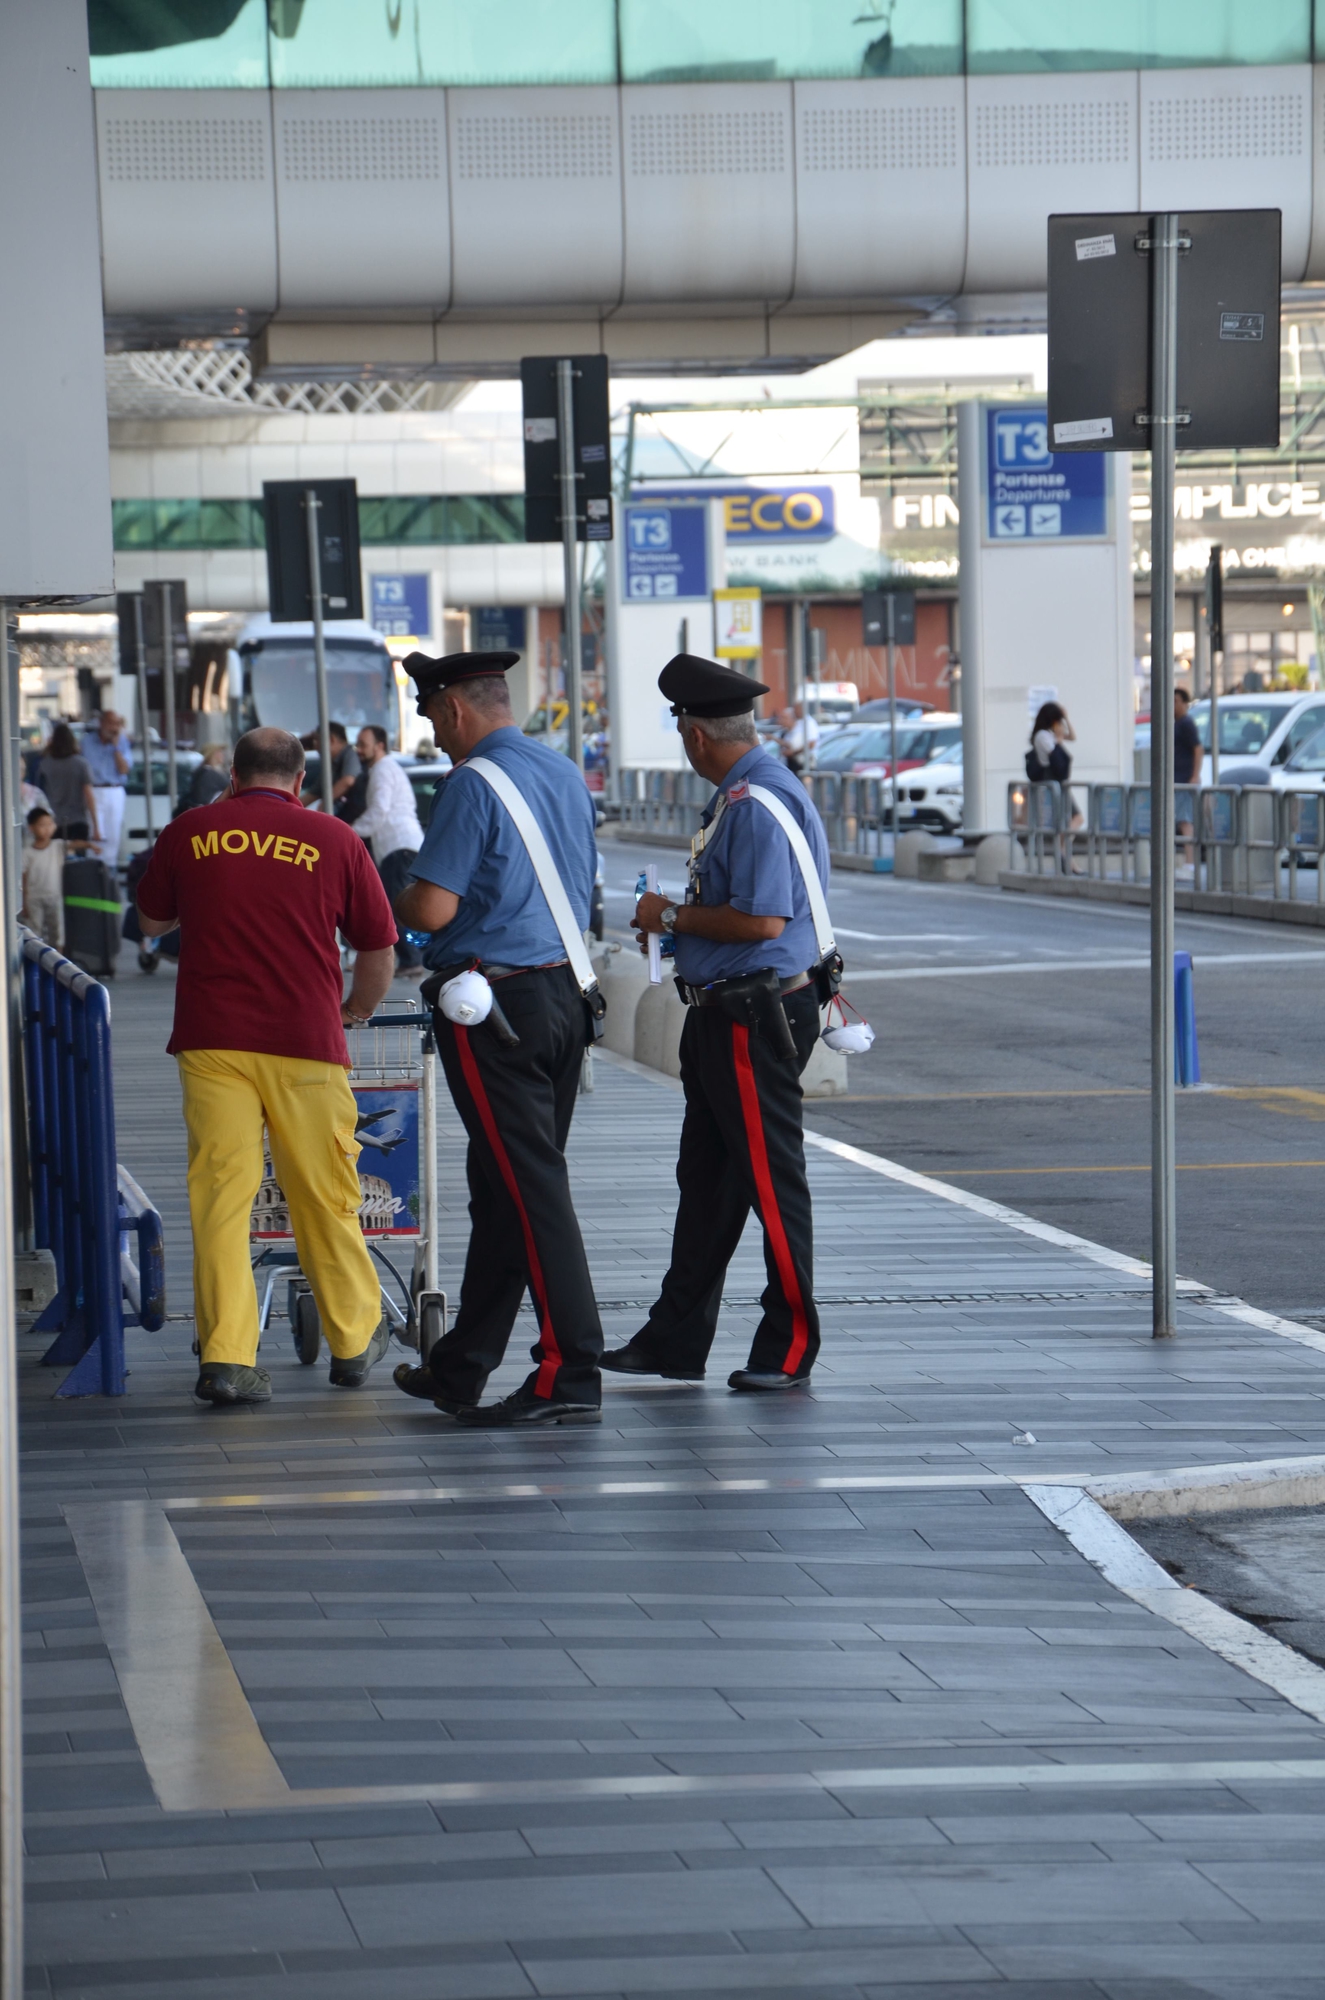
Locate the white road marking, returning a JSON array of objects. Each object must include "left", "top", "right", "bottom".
[{"left": 843, "top": 948, "right": 1325, "bottom": 981}]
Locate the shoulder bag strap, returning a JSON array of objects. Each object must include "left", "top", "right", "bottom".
[
  {"left": 746, "top": 783, "right": 835, "bottom": 961},
  {"left": 465, "top": 757, "right": 598, "bottom": 995}
]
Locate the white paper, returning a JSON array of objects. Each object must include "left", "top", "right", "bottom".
[
  {"left": 645, "top": 863, "right": 662, "bottom": 984},
  {"left": 523, "top": 416, "right": 556, "bottom": 443},
  {"left": 1052, "top": 416, "right": 1113, "bottom": 444},
  {"left": 1075, "top": 233, "right": 1116, "bottom": 261}
]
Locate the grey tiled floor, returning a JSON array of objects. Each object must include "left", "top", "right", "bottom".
[{"left": 16, "top": 967, "right": 1325, "bottom": 1998}]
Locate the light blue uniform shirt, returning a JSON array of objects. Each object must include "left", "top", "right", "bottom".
[
  {"left": 82, "top": 730, "right": 130, "bottom": 787},
  {"left": 672, "top": 744, "right": 831, "bottom": 987},
  {"left": 410, "top": 726, "right": 597, "bottom": 969}
]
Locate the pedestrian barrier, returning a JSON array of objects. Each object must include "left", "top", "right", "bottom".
[
  {"left": 1007, "top": 780, "right": 1325, "bottom": 900},
  {"left": 617, "top": 767, "right": 895, "bottom": 861},
  {"left": 21, "top": 931, "right": 164, "bottom": 1397}
]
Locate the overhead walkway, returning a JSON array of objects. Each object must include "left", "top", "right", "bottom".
[{"left": 16, "top": 954, "right": 1325, "bottom": 1997}]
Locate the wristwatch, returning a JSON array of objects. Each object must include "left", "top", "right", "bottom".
[{"left": 659, "top": 903, "right": 678, "bottom": 934}]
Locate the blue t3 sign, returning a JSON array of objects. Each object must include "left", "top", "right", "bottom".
[
  {"left": 370, "top": 573, "right": 430, "bottom": 638},
  {"left": 986, "top": 408, "right": 1108, "bottom": 542},
  {"left": 623, "top": 504, "right": 709, "bottom": 600}
]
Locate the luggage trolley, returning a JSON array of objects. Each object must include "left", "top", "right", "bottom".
[{"left": 249, "top": 1002, "right": 447, "bottom": 1366}]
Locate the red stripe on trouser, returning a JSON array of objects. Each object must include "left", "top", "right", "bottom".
[
  {"left": 454, "top": 1025, "right": 562, "bottom": 1398},
  {"left": 731, "top": 1022, "right": 810, "bottom": 1374}
]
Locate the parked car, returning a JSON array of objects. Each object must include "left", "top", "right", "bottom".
[
  {"left": 855, "top": 698, "right": 930, "bottom": 722},
  {"left": 895, "top": 744, "right": 964, "bottom": 832},
  {"left": 1191, "top": 693, "right": 1325, "bottom": 785},
  {"left": 1273, "top": 724, "right": 1325, "bottom": 794},
  {"left": 813, "top": 716, "right": 963, "bottom": 777}
]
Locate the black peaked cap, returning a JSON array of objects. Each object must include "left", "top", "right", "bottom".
[
  {"left": 404, "top": 649, "right": 520, "bottom": 707},
  {"left": 658, "top": 652, "right": 770, "bottom": 719}
]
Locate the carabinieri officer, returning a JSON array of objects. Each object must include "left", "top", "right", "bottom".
[
  {"left": 390, "top": 650, "right": 605, "bottom": 1426},
  {"left": 606, "top": 653, "right": 832, "bottom": 1392}
]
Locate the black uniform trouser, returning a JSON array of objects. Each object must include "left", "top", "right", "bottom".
[
  {"left": 378, "top": 847, "right": 421, "bottom": 969},
  {"left": 428, "top": 965, "right": 603, "bottom": 1404},
  {"left": 635, "top": 984, "right": 821, "bottom": 1377}
]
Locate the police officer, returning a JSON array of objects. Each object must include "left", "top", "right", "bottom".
[
  {"left": 390, "top": 650, "right": 604, "bottom": 1426},
  {"left": 604, "top": 654, "right": 831, "bottom": 1392}
]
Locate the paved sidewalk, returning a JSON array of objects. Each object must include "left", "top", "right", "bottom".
[{"left": 16, "top": 971, "right": 1325, "bottom": 1999}]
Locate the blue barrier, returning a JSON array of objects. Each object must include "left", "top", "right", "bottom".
[
  {"left": 21, "top": 931, "right": 164, "bottom": 1396},
  {"left": 1174, "top": 951, "right": 1201, "bottom": 1088}
]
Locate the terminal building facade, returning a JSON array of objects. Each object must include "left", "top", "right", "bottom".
[{"left": 32, "top": 2, "right": 1325, "bottom": 731}]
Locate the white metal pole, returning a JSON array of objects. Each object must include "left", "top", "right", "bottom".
[
  {"left": 0, "top": 602, "right": 23, "bottom": 1999},
  {"left": 305, "top": 490, "right": 334, "bottom": 817},
  {"left": 887, "top": 596, "right": 899, "bottom": 852},
  {"left": 556, "top": 360, "right": 583, "bottom": 772},
  {"left": 132, "top": 594, "right": 154, "bottom": 844},
  {"left": 1149, "top": 214, "right": 1180, "bottom": 1341},
  {"left": 161, "top": 580, "right": 178, "bottom": 818},
  {"left": 422, "top": 1037, "right": 438, "bottom": 1296}
]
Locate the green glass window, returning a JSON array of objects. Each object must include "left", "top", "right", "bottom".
[
  {"left": 111, "top": 496, "right": 525, "bottom": 551},
  {"left": 967, "top": 0, "right": 1310, "bottom": 74},
  {"left": 268, "top": 0, "right": 616, "bottom": 88},
  {"left": 620, "top": 0, "right": 962, "bottom": 81},
  {"left": 88, "top": 0, "right": 270, "bottom": 88}
]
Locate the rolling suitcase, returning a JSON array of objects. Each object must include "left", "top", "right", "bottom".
[{"left": 62, "top": 856, "right": 121, "bottom": 977}]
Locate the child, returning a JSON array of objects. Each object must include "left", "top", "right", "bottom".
[{"left": 21, "top": 807, "right": 63, "bottom": 948}]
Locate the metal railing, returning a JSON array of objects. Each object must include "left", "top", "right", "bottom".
[
  {"left": 1007, "top": 780, "right": 1325, "bottom": 900},
  {"left": 617, "top": 767, "right": 899, "bottom": 860},
  {"left": 21, "top": 932, "right": 164, "bottom": 1397}
]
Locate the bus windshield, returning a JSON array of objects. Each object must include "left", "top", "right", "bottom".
[{"left": 246, "top": 644, "right": 394, "bottom": 742}]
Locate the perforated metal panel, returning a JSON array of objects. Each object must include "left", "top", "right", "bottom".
[
  {"left": 96, "top": 89, "right": 277, "bottom": 314},
  {"left": 973, "top": 100, "right": 1131, "bottom": 171},
  {"left": 273, "top": 91, "right": 449, "bottom": 312},
  {"left": 448, "top": 86, "right": 621, "bottom": 310},
  {"left": 965, "top": 74, "right": 1139, "bottom": 293},
  {"left": 280, "top": 116, "right": 442, "bottom": 182},
  {"left": 793, "top": 79, "right": 966, "bottom": 300},
  {"left": 454, "top": 112, "right": 614, "bottom": 180},
  {"left": 622, "top": 83, "right": 794, "bottom": 304},
  {"left": 103, "top": 115, "right": 268, "bottom": 182},
  {"left": 1140, "top": 65, "right": 1311, "bottom": 280}
]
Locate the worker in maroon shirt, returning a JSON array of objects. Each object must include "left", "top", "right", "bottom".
[{"left": 135, "top": 727, "right": 401, "bottom": 1406}]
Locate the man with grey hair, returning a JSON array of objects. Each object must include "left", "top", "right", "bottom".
[
  {"left": 390, "top": 650, "right": 604, "bottom": 1428},
  {"left": 606, "top": 653, "right": 832, "bottom": 1394}
]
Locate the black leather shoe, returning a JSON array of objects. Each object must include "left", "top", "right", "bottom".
[
  {"left": 727, "top": 1369, "right": 812, "bottom": 1393},
  {"left": 601, "top": 1342, "right": 704, "bottom": 1382},
  {"left": 456, "top": 1387, "right": 601, "bottom": 1427},
  {"left": 393, "top": 1363, "right": 474, "bottom": 1416}
]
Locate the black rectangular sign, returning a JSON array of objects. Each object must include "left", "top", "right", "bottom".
[
  {"left": 263, "top": 479, "right": 363, "bottom": 622},
  {"left": 521, "top": 355, "right": 612, "bottom": 543},
  {"left": 862, "top": 588, "right": 916, "bottom": 647},
  {"left": 1047, "top": 209, "right": 1281, "bottom": 453}
]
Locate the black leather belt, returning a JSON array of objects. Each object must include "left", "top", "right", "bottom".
[{"left": 679, "top": 972, "right": 812, "bottom": 1008}]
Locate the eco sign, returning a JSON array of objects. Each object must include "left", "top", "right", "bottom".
[
  {"left": 643, "top": 485, "right": 835, "bottom": 544},
  {"left": 985, "top": 408, "right": 1108, "bottom": 542}
]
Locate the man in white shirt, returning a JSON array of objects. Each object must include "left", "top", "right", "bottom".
[
  {"left": 780, "top": 699, "right": 821, "bottom": 777},
  {"left": 354, "top": 726, "right": 426, "bottom": 972}
]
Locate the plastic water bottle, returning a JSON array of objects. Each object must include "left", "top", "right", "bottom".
[
  {"left": 634, "top": 872, "right": 675, "bottom": 958},
  {"left": 402, "top": 929, "right": 431, "bottom": 948}
]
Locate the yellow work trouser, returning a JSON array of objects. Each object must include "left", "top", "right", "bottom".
[{"left": 178, "top": 1049, "right": 382, "bottom": 1367}]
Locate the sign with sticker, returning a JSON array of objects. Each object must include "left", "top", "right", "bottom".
[{"left": 985, "top": 407, "right": 1108, "bottom": 542}]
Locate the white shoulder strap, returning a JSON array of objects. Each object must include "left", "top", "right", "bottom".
[
  {"left": 747, "top": 783, "right": 835, "bottom": 961},
  {"left": 465, "top": 757, "right": 598, "bottom": 995}
]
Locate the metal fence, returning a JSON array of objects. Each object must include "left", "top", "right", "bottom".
[
  {"left": 21, "top": 932, "right": 164, "bottom": 1397},
  {"left": 617, "top": 768, "right": 898, "bottom": 860},
  {"left": 1007, "top": 780, "right": 1325, "bottom": 901}
]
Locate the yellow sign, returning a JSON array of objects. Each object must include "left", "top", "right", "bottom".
[{"left": 714, "top": 587, "right": 762, "bottom": 659}]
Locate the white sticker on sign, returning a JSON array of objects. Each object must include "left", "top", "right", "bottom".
[
  {"left": 1053, "top": 417, "right": 1114, "bottom": 444},
  {"left": 524, "top": 417, "right": 556, "bottom": 443},
  {"left": 1075, "top": 233, "right": 1116, "bottom": 261}
]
